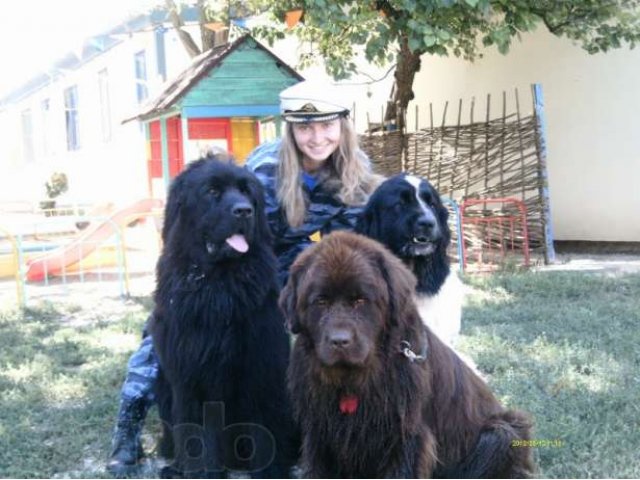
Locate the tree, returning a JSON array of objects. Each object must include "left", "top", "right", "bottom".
[
  {"left": 164, "top": 0, "right": 271, "bottom": 56},
  {"left": 252, "top": 0, "right": 640, "bottom": 131}
]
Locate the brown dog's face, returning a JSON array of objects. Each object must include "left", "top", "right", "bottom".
[
  {"left": 280, "top": 232, "right": 417, "bottom": 373},
  {"left": 300, "top": 263, "right": 385, "bottom": 368}
]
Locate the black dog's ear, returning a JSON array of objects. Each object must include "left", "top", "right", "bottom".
[
  {"left": 374, "top": 247, "right": 416, "bottom": 325},
  {"left": 248, "top": 175, "right": 274, "bottom": 246},
  {"left": 436, "top": 197, "right": 452, "bottom": 249},
  {"left": 356, "top": 202, "right": 381, "bottom": 241},
  {"left": 279, "top": 263, "right": 305, "bottom": 334},
  {"left": 161, "top": 173, "right": 187, "bottom": 243}
]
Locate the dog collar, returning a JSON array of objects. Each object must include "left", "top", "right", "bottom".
[{"left": 399, "top": 338, "right": 428, "bottom": 363}]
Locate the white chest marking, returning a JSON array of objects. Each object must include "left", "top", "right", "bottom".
[{"left": 414, "top": 272, "right": 463, "bottom": 347}]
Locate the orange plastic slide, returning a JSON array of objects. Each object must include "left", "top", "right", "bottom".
[{"left": 26, "top": 198, "right": 164, "bottom": 282}]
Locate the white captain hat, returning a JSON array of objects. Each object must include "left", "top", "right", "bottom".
[{"left": 280, "top": 80, "right": 351, "bottom": 123}]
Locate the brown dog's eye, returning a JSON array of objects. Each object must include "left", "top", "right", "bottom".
[
  {"left": 352, "top": 297, "right": 366, "bottom": 307},
  {"left": 313, "top": 296, "right": 328, "bottom": 306}
]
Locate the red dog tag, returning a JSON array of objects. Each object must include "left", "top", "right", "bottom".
[{"left": 339, "top": 395, "right": 359, "bottom": 415}]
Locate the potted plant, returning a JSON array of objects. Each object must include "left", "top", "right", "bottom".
[{"left": 40, "top": 172, "right": 69, "bottom": 216}]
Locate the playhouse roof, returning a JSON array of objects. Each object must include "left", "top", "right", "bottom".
[{"left": 127, "top": 34, "right": 303, "bottom": 122}]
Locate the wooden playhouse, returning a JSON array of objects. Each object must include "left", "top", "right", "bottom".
[{"left": 127, "top": 34, "right": 303, "bottom": 197}]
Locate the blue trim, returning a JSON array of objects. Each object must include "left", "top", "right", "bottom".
[
  {"left": 182, "top": 105, "right": 280, "bottom": 118},
  {"left": 533, "top": 83, "right": 556, "bottom": 264},
  {"left": 440, "top": 197, "right": 464, "bottom": 275}
]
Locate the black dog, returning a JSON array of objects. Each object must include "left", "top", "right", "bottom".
[
  {"left": 149, "top": 156, "right": 297, "bottom": 478},
  {"left": 357, "top": 173, "right": 463, "bottom": 346}
]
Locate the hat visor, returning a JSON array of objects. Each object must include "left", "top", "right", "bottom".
[{"left": 282, "top": 111, "right": 348, "bottom": 123}]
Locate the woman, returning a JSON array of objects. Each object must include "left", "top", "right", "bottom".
[
  {"left": 246, "top": 80, "right": 381, "bottom": 284},
  {"left": 107, "top": 80, "right": 382, "bottom": 475}
]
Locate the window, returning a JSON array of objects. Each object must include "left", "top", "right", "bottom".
[
  {"left": 41, "top": 99, "right": 51, "bottom": 156},
  {"left": 134, "top": 50, "right": 148, "bottom": 103},
  {"left": 98, "top": 69, "right": 112, "bottom": 142},
  {"left": 64, "top": 85, "right": 80, "bottom": 151},
  {"left": 21, "top": 109, "right": 34, "bottom": 162}
]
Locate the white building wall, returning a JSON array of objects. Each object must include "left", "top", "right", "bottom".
[
  {"left": 0, "top": 26, "right": 196, "bottom": 208},
  {"left": 408, "top": 27, "right": 640, "bottom": 243},
  {"left": 3, "top": 23, "right": 638, "bottom": 242}
]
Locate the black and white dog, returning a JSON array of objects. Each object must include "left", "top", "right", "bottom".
[{"left": 357, "top": 173, "right": 463, "bottom": 346}]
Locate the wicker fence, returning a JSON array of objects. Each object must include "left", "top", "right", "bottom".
[{"left": 359, "top": 85, "right": 554, "bottom": 265}]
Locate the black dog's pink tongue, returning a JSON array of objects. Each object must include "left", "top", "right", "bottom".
[
  {"left": 225, "top": 234, "right": 248, "bottom": 253},
  {"left": 339, "top": 395, "right": 359, "bottom": 415}
]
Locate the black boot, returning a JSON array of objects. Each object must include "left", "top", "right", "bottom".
[{"left": 106, "top": 397, "right": 148, "bottom": 477}]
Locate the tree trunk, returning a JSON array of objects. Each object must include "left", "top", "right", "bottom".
[
  {"left": 165, "top": 0, "right": 201, "bottom": 58},
  {"left": 384, "top": 35, "right": 422, "bottom": 171},
  {"left": 385, "top": 35, "right": 422, "bottom": 133},
  {"left": 197, "top": 0, "right": 216, "bottom": 51}
]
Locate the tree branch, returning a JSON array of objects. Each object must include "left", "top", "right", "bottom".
[{"left": 165, "top": 0, "right": 201, "bottom": 58}]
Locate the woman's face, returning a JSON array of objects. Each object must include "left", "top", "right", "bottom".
[{"left": 291, "top": 119, "right": 342, "bottom": 171}]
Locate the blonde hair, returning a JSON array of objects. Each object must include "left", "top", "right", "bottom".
[{"left": 277, "top": 117, "right": 383, "bottom": 227}]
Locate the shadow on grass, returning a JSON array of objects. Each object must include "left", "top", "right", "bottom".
[
  {"left": 458, "top": 271, "right": 640, "bottom": 478},
  {"left": 0, "top": 299, "right": 154, "bottom": 478}
]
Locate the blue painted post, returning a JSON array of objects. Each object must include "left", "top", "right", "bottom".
[
  {"left": 532, "top": 84, "right": 556, "bottom": 264},
  {"left": 160, "top": 117, "right": 170, "bottom": 193}
]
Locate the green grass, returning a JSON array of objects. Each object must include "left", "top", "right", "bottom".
[
  {"left": 0, "top": 296, "right": 157, "bottom": 478},
  {"left": 459, "top": 271, "right": 640, "bottom": 478},
  {"left": 0, "top": 271, "right": 639, "bottom": 478}
]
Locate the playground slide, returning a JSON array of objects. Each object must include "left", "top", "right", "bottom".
[{"left": 26, "top": 198, "right": 164, "bottom": 282}]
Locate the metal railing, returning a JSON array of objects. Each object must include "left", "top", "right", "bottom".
[
  {"left": 1, "top": 210, "right": 163, "bottom": 308},
  {"left": 460, "top": 197, "right": 530, "bottom": 272}
]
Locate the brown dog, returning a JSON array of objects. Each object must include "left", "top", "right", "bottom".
[{"left": 280, "top": 231, "right": 534, "bottom": 478}]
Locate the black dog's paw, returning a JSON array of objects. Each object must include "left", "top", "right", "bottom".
[
  {"left": 160, "top": 465, "right": 225, "bottom": 479},
  {"left": 159, "top": 465, "right": 183, "bottom": 479}
]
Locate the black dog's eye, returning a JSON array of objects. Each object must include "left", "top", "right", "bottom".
[
  {"left": 393, "top": 191, "right": 412, "bottom": 208},
  {"left": 208, "top": 186, "right": 221, "bottom": 198},
  {"left": 237, "top": 179, "right": 248, "bottom": 195},
  {"left": 420, "top": 192, "right": 433, "bottom": 206}
]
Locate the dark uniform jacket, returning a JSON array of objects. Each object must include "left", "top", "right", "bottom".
[{"left": 245, "top": 139, "right": 366, "bottom": 285}]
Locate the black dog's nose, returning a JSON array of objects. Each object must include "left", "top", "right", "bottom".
[
  {"left": 328, "top": 330, "right": 353, "bottom": 349},
  {"left": 416, "top": 215, "right": 435, "bottom": 232},
  {"left": 232, "top": 202, "right": 253, "bottom": 218}
]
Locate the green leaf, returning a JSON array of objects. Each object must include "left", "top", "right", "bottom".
[
  {"left": 437, "top": 29, "right": 452, "bottom": 41},
  {"left": 408, "top": 36, "right": 423, "bottom": 52},
  {"left": 423, "top": 33, "right": 437, "bottom": 47},
  {"left": 464, "top": 0, "right": 480, "bottom": 7}
]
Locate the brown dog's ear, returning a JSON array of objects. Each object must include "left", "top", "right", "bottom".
[
  {"left": 374, "top": 247, "right": 417, "bottom": 325},
  {"left": 279, "top": 263, "right": 305, "bottom": 334}
]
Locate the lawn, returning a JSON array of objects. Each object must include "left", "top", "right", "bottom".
[{"left": 0, "top": 270, "right": 639, "bottom": 478}]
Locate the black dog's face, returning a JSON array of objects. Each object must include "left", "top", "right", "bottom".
[
  {"left": 357, "top": 174, "right": 450, "bottom": 259},
  {"left": 162, "top": 157, "right": 269, "bottom": 266}
]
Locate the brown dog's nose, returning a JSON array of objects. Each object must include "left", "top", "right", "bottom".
[{"left": 328, "top": 330, "right": 353, "bottom": 349}]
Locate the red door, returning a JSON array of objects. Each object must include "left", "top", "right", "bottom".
[
  {"left": 147, "top": 117, "right": 184, "bottom": 183},
  {"left": 148, "top": 120, "right": 162, "bottom": 179},
  {"left": 167, "top": 117, "right": 184, "bottom": 177}
]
